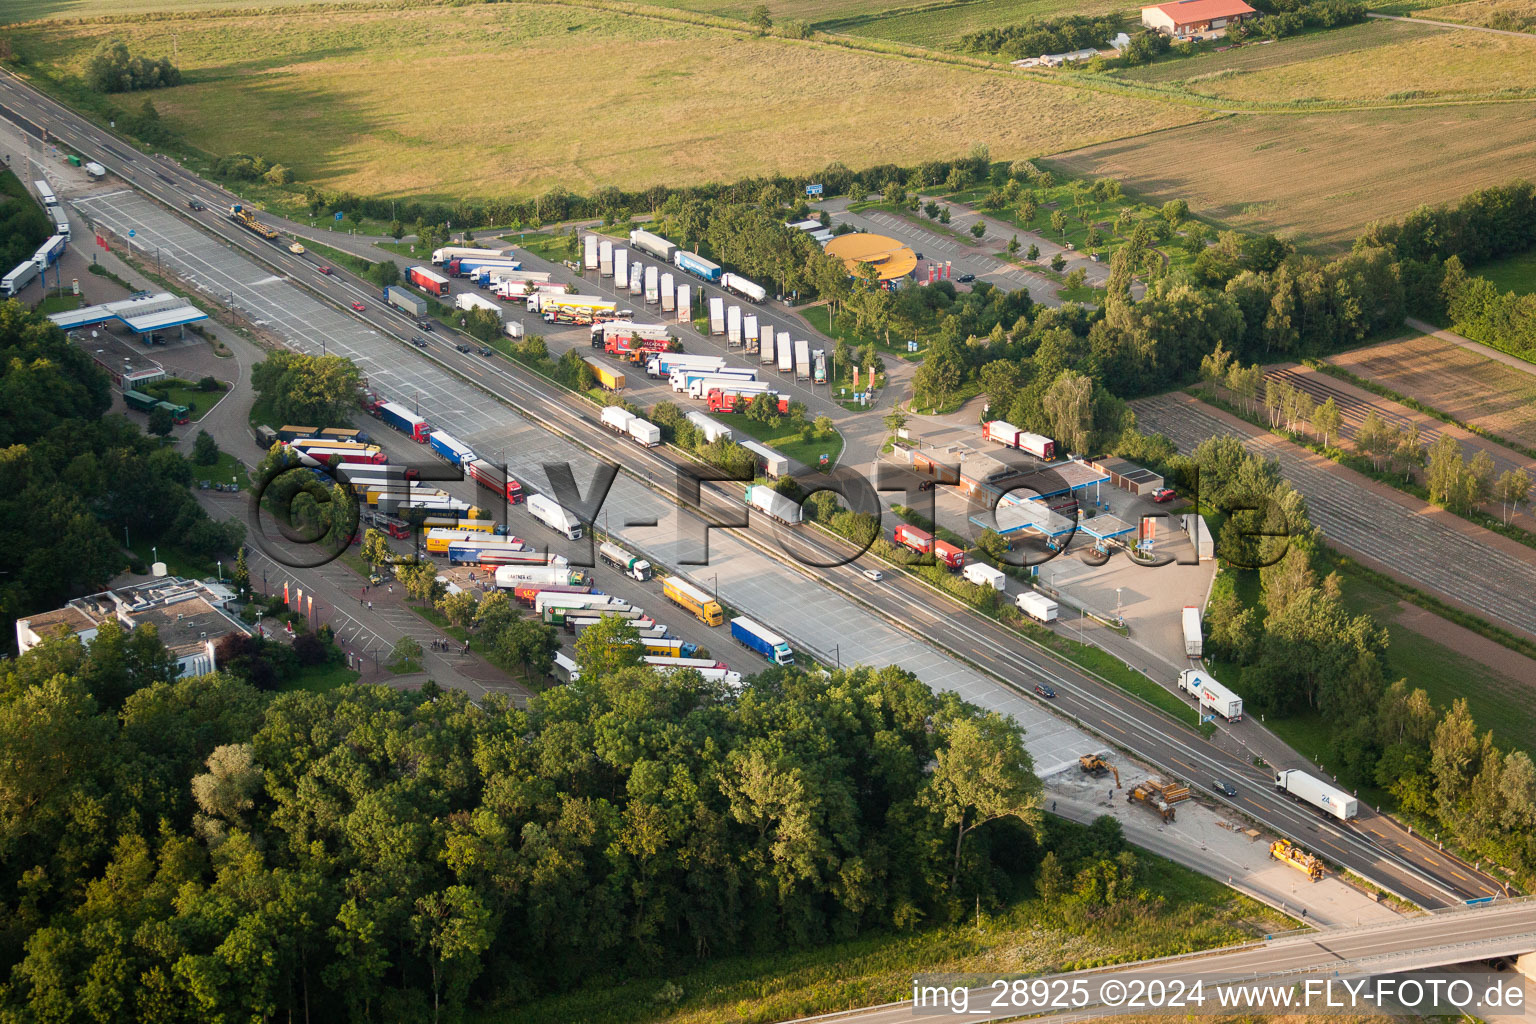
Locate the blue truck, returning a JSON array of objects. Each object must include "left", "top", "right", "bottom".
[
  {"left": 730, "top": 616, "right": 794, "bottom": 666},
  {"left": 454, "top": 258, "right": 521, "bottom": 278},
  {"left": 672, "top": 249, "right": 721, "bottom": 283},
  {"left": 428, "top": 429, "right": 476, "bottom": 467}
]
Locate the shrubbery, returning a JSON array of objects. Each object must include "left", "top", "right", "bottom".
[{"left": 86, "top": 39, "right": 181, "bottom": 93}]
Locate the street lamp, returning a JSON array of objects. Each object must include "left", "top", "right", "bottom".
[
  {"left": 1115, "top": 587, "right": 1123, "bottom": 618},
  {"left": 710, "top": 574, "right": 718, "bottom": 600},
  {"left": 217, "top": 561, "right": 223, "bottom": 581}
]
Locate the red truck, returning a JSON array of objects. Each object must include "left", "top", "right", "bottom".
[
  {"left": 982, "top": 420, "right": 1056, "bottom": 460},
  {"left": 407, "top": 265, "right": 451, "bottom": 297},
  {"left": 604, "top": 334, "right": 670, "bottom": 362},
  {"left": 512, "top": 582, "right": 590, "bottom": 606},
  {"left": 707, "top": 388, "right": 789, "bottom": 414},
  {"left": 466, "top": 458, "right": 526, "bottom": 504},
  {"left": 893, "top": 523, "right": 965, "bottom": 569}
]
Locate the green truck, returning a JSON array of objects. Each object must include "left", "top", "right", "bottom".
[{"left": 123, "top": 390, "right": 158, "bottom": 413}]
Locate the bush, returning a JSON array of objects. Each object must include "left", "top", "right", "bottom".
[
  {"left": 86, "top": 39, "right": 181, "bottom": 94},
  {"left": 197, "top": 376, "right": 221, "bottom": 392}
]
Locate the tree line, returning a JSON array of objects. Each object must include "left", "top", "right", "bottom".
[
  {"left": 0, "top": 171, "right": 52, "bottom": 272},
  {"left": 959, "top": 15, "right": 1120, "bottom": 60},
  {"left": 0, "top": 611, "right": 1045, "bottom": 1020}
]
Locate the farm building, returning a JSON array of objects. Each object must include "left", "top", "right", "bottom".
[{"left": 1141, "top": 0, "right": 1256, "bottom": 36}]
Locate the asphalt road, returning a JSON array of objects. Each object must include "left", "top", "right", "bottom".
[
  {"left": 1134, "top": 392, "right": 1536, "bottom": 640},
  {"left": 0, "top": 67, "right": 1501, "bottom": 909}
]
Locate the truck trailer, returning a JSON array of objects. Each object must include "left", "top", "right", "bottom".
[
  {"left": 599, "top": 406, "right": 660, "bottom": 447},
  {"left": 495, "top": 564, "right": 580, "bottom": 589},
  {"left": 685, "top": 411, "right": 732, "bottom": 443},
  {"left": 375, "top": 401, "right": 430, "bottom": 442},
  {"left": 730, "top": 616, "right": 794, "bottom": 665},
  {"left": 428, "top": 430, "right": 476, "bottom": 467},
  {"left": 599, "top": 541, "right": 652, "bottom": 581},
  {"left": 726, "top": 305, "right": 742, "bottom": 346},
  {"left": 759, "top": 326, "right": 775, "bottom": 365},
  {"left": 584, "top": 357, "right": 625, "bottom": 392},
  {"left": 527, "top": 492, "right": 583, "bottom": 540},
  {"left": 407, "top": 266, "right": 451, "bottom": 297},
  {"left": 2, "top": 260, "right": 39, "bottom": 297},
  {"left": 673, "top": 250, "right": 722, "bottom": 283},
  {"left": 466, "top": 459, "right": 525, "bottom": 503},
  {"left": 1182, "top": 606, "right": 1203, "bottom": 658},
  {"left": 644, "top": 265, "right": 660, "bottom": 304},
  {"left": 708, "top": 297, "right": 725, "bottom": 335},
  {"left": 662, "top": 576, "right": 723, "bottom": 626},
  {"left": 431, "top": 246, "right": 511, "bottom": 265},
  {"left": 1177, "top": 669, "right": 1243, "bottom": 721},
  {"left": 982, "top": 420, "right": 1057, "bottom": 460},
  {"left": 530, "top": 293, "right": 623, "bottom": 325},
  {"left": 647, "top": 352, "right": 724, "bottom": 379},
  {"left": 794, "top": 339, "right": 811, "bottom": 381},
  {"left": 583, "top": 234, "right": 599, "bottom": 271},
  {"left": 1016, "top": 592, "right": 1059, "bottom": 623},
  {"left": 739, "top": 440, "right": 788, "bottom": 480},
  {"left": 1274, "top": 769, "right": 1358, "bottom": 821},
  {"left": 660, "top": 272, "right": 676, "bottom": 312},
  {"left": 707, "top": 387, "right": 786, "bottom": 415},
  {"left": 454, "top": 292, "right": 502, "bottom": 319},
  {"left": 745, "top": 484, "right": 802, "bottom": 526},
  {"left": 962, "top": 563, "right": 1006, "bottom": 591},
  {"left": 630, "top": 229, "right": 677, "bottom": 262},
  {"left": 892, "top": 523, "right": 964, "bottom": 569},
  {"left": 385, "top": 286, "right": 427, "bottom": 316},
  {"left": 721, "top": 272, "right": 766, "bottom": 303}
]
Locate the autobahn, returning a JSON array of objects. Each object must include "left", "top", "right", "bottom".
[
  {"left": 0, "top": 66, "right": 1505, "bottom": 910},
  {"left": 784, "top": 897, "right": 1536, "bottom": 1024}
]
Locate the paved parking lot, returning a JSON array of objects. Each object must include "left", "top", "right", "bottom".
[{"left": 1135, "top": 392, "right": 1536, "bottom": 641}]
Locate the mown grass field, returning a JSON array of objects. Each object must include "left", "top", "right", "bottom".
[
  {"left": 1048, "top": 105, "right": 1536, "bottom": 249},
  {"left": 1116, "top": 18, "right": 1430, "bottom": 85},
  {"left": 1475, "top": 250, "right": 1536, "bottom": 295},
  {"left": 828, "top": 0, "right": 1130, "bottom": 46},
  {"left": 1327, "top": 333, "right": 1536, "bottom": 450},
  {"left": 7, "top": 5, "right": 1208, "bottom": 202},
  {"left": 1410, "top": 0, "right": 1536, "bottom": 27}
]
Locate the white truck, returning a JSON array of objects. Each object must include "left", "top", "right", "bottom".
[
  {"left": 1182, "top": 606, "right": 1203, "bottom": 658},
  {"left": 726, "top": 305, "right": 742, "bottom": 346},
  {"left": 676, "top": 284, "right": 691, "bottom": 323},
  {"left": 1177, "top": 669, "right": 1243, "bottom": 722},
  {"left": 1274, "top": 769, "right": 1358, "bottom": 821},
  {"left": 722, "top": 272, "right": 767, "bottom": 303},
  {"left": 686, "top": 410, "right": 732, "bottom": 443},
  {"left": 644, "top": 264, "right": 659, "bottom": 304},
  {"left": 745, "top": 484, "right": 802, "bottom": 526},
  {"left": 776, "top": 332, "right": 793, "bottom": 374},
  {"left": 432, "top": 246, "right": 510, "bottom": 264},
  {"left": 600, "top": 405, "right": 661, "bottom": 447},
  {"left": 962, "top": 563, "right": 1006, "bottom": 591},
  {"left": 740, "top": 440, "right": 789, "bottom": 480},
  {"left": 599, "top": 238, "right": 614, "bottom": 276},
  {"left": 527, "top": 492, "right": 583, "bottom": 540},
  {"left": 759, "top": 326, "right": 775, "bottom": 365},
  {"left": 454, "top": 292, "right": 502, "bottom": 318},
  {"left": 599, "top": 541, "right": 653, "bottom": 581},
  {"left": 614, "top": 248, "right": 629, "bottom": 289},
  {"left": 794, "top": 338, "right": 811, "bottom": 381},
  {"left": 708, "top": 296, "right": 725, "bottom": 335},
  {"left": 2, "top": 260, "right": 39, "bottom": 298},
  {"left": 494, "top": 564, "right": 576, "bottom": 589},
  {"left": 660, "top": 272, "right": 676, "bottom": 312},
  {"left": 583, "top": 234, "right": 599, "bottom": 270},
  {"left": 630, "top": 228, "right": 676, "bottom": 262},
  {"left": 1016, "top": 591, "right": 1059, "bottom": 623}
]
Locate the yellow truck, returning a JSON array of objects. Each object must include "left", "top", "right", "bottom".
[
  {"left": 425, "top": 528, "right": 483, "bottom": 554},
  {"left": 582, "top": 356, "right": 625, "bottom": 392},
  {"left": 228, "top": 203, "right": 280, "bottom": 241},
  {"left": 422, "top": 516, "right": 495, "bottom": 535},
  {"left": 663, "top": 575, "right": 723, "bottom": 626}
]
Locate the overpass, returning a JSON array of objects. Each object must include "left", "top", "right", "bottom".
[{"left": 784, "top": 898, "right": 1536, "bottom": 1024}]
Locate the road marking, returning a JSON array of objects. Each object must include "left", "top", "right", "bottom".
[
  {"left": 1104, "top": 722, "right": 1125, "bottom": 734},
  {"left": 1424, "top": 857, "right": 1440, "bottom": 867},
  {"left": 1452, "top": 870, "right": 1468, "bottom": 881}
]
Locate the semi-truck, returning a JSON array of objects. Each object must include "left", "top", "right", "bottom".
[
  {"left": 583, "top": 234, "right": 599, "bottom": 271},
  {"left": 1182, "top": 606, "right": 1203, "bottom": 658},
  {"left": 708, "top": 297, "right": 725, "bottom": 335},
  {"left": 644, "top": 265, "right": 660, "bottom": 304},
  {"left": 671, "top": 367, "right": 755, "bottom": 394},
  {"left": 746, "top": 484, "right": 802, "bottom": 526},
  {"left": 759, "top": 326, "right": 775, "bottom": 365},
  {"left": 794, "top": 339, "right": 811, "bottom": 381},
  {"left": 962, "top": 563, "right": 1006, "bottom": 591},
  {"left": 33, "top": 235, "right": 66, "bottom": 269},
  {"left": 707, "top": 387, "right": 787, "bottom": 415},
  {"left": 1177, "top": 669, "right": 1243, "bottom": 722},
  {"left": 893, "top": 523, "right": 965, "bottom": 568},
  {"left": 1016, "top": 592, "right": 1059, "bottom": 623},
  {"left": 527, "top": 492, "right": 583, "bottom": 540},
  {"left": 34, "top": 180, "right": 57, "bottom": 207},
  {"left": 431, "top": 246, "right": 511, "bottom": 265},
  {"left": 2, "top": 260, "right": 38, "bottom": 297},
  {"left": 690, "top": 375, "right": 768, "bottom": 401},
  {"left": 600, "top": 406, "right": 660, "bottom": 447},
  {"left": 740, "top": 440, "right": 788, "bottom": 479},
  {"left": 480, "top": 268, "right": 550, "bottom": 288},
  {"left": 426, "top": 528, "right": 488, "bottom": 555},
  {"left": 614, "top": 249, "right": 629, "bottom": 289},
  {"left": 288, "top": 440, "right": 386, "bottom": 465},
  {"left": 629, "top": 267, "right": 643, "bottom": 297},
  {"left": 776, "top": 332, "right": 794, "bottom": 373},
  {"left": 676, "top": 284, "right": 692, "bottom": 323},
  {"left": 646, "top": 661, "right": 743, "bottom": 688},
  {"left": 662, "top": 576, "right": 723, "bottom": 626},
  {"left": 466, "top": 458, "right": 525, "bottom": 503},
  {"left": 529, "top": 293, "right": 623, "bottom": 324},
  {"left": 375, "top": 400, "right": 430, "bottom": 442},
  {"left": 598, "top": 239, "right": 614, "bottom": 277},
  {"left": 630, "top": 229, "right": 676, "bottom": 262},
  {"left": 647, "top": 352, "right": 724, "bottom": 379},
  {"left": 730, "top": 616, "right": 794, "bottom": 665},
  {"left": 407, "top": 265, "right": 451, "bottom": 297},
  {"left": 673, "top": 250, "right": 722, "bottom": 283},
  {"left": 584, "top": 357, "right": 625, "bottom": 392},
  {"left": 599, "top": 541, "right": 652, "bottom": 581},
  {"left": 450, "top": 258, "right": 521, "bottom": 278},
  {"left": 494, "top": 564, "right": 581, "bottom": 589},
  {"left": 721, "top": 272, "right": 766, "bottom": 303},
  {"left": 536, "top": 591, "right": 622, "bottom": 616},
  {"left": 660, "top": 272, "right": 676, "bottom": 312},
  {"left": 385, "top": 286, "right": 426, "bottom": 316},
  {"left": 592, "top": 320, "right": 672, "bottom": 348},
  {"left": 446, "top": 538, "right": 539, "bottom": 565},
  {"left": 454, "top": 292, "right": 502, "bottom": 319},
  {"left": 726, "top": 305, "right": 742, "bottom": 346},
  {"left": 813, "top": 349, "right": 827, "bottom": 384},
  {"left": 228, "top": 203, "right": 280, "bottom": 240},
  {"left": 428, "top": 430, "right": 476, "bottom": 467},
  {"left": 515, "top": 583, "right": 590, "bottom": 607},
  {"left": 743, "top": 314, "right": 758, "bottom": 351},
  {"left": 685, "top": 411, "right": 732, "bottom": 443},
  {"left": 1274, "top": 769, "right": 1358, "bottom": 821},
  {"left": 982, "top": 420, "right": 1056, "bottom": 460}
]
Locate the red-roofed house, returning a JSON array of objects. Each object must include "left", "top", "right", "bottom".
[{"left": 1141, "top": 0, "right": 1257, "bottom": 36}]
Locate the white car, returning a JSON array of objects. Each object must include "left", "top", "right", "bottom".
[{"left": 861, "top": 568, "right": 884, "bottom": 582}]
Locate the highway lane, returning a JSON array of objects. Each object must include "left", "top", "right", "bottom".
[
  {"left": 0, "top": 68, "right": 1501, "bottom": 909},
  {"left": 785, "top": 899, "right": 1536, "bottom": 1024}
]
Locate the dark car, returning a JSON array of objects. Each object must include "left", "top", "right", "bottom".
[
  {"left": 411, "top": 336, "right": 428, "bottom": 348},
  {"left": 958, "top": 272, "right": 976, "bottom": 283},
  {"left": 1034, "top": 683, "right": 1056, "bottom": 699},
  {"left": 455, "top": 343, "right": 472, "bottom": 354},
  {"left": 1212, "top": 779, "right": 1237, "bottom": 797},
  {"left": 186, "top": 198, "right": 205, "bottom": 211},
  {"left": 915, "top": 251, "right": 924, "bottom": 261},
  {"left": 477, "top": 347, "right": 493, "bottom": 357},
  {"left": 417, "top": 319, "right": 433, "bottom": 332}
]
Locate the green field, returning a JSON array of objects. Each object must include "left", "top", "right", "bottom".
[
  {"left": 829, "top": 0, "right": 1130, "bottom": 46},
  {"left": 1475, "top": 250, "right": 1536, "bottom": 296},
  {"left": 276, "top": 660, "right": 362, "bottom": 693},
  {"left": 5, "top": 4, "right": 1207, "bottom": 203},
  {"left": 715, "top": 411, "right": 846, "bottom": 470},
  {"left": 1116, "top": 19, "right": 1431, "bottom": 85}
]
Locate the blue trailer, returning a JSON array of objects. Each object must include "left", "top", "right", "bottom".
[
  {"left": 454, "top": 258, "right": 521, "bottom": 278},
  {"left": 730, "top": 616, "right": 794, "bottom": 666},
  {"left": 32, "top": 234, "right": 67, "bottom": 270},
  {"left": 672, "top": 250, "right": 721, "bottom": 283},
  {"left": 428, "top": 430, "right": 476, "bottom": 467}
]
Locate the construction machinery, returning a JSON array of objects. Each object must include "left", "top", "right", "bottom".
[
  {"left": 1126, "top": 777, "right": 1188, "bottom": 823},
  {"left": 229, "top": 204, "right": 280, "bottom": 241},
  {"left": 1078, "top": 754, "right": 1120, "bottom": 788},
  {"left": 1270, "top": 839, "right": 1324, "bottom": 881}
]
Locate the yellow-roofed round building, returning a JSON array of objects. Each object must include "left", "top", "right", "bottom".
[{"left": 824, "top": 232, "right": 917, "bottom": 286}]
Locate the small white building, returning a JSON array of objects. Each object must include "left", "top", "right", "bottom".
[
  {"left": 16, "top": 576, "right": 252, "bottom": 677},
  {"left": 1141, "top": 0, "right": 1257, "bottom": 36}
]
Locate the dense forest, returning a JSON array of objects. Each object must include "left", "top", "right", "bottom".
[
  {"left": 0, "top": 172, "right": 51, "bottom": 274},
  {"left": 0, "top": 623, "right": 1046, "bottom": 1021},
  {"left": 0, "top": 302, "right": 242, "bottom": 639}
]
